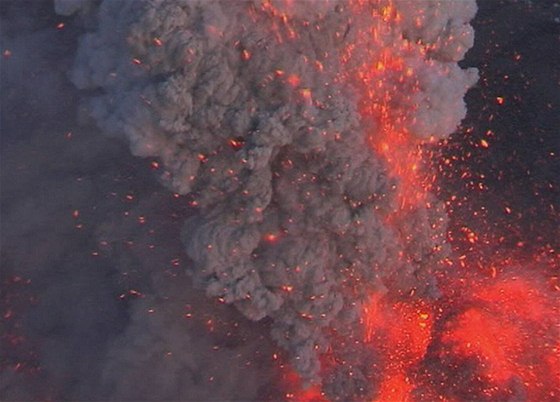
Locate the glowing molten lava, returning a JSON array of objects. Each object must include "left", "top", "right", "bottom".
[
  {"left": 282, "top": 368, "right": 328, "bottom": 402},
  {"left": 434, "top": 273, "right": 560, "bottom": 401},
  {"left": 344, "top": 1, "right": 435, "bottom": 211},
  {"left": 363, "top": 294, "right": 434, "bottom": 401},
  {"left": 358, "top": 267, "right": 560, "bottom": 402}
]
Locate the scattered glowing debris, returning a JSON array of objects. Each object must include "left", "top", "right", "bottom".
[
  {"left": 264, "top": 233, "right": 279, "bottom": 243},
  {"left": 241, "top": 49, "right": 251, "bottom": 61},
  {"left": 287, "top": 74, "right": 301, "bottom": 87},
  {"left": 228, "top": 137, "right": 245, "bottom": 150}
]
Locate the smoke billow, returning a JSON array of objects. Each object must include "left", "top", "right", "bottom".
[
  {"left": 1, "top": 0, "right": 479, "bottom": 400},
  {"left": 53, "top": 0, "right": 478, "bottom": 397},
  {"left": 1, "top": 2, "right": 276, "bottom": 401}
]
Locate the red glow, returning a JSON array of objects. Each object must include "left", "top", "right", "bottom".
[
  {"left": 357, "top": 267, "right": 559, "bottom": 401},
  {"left": 264, "top": 233, "right": 279, "bottom": 243},
  {"left": 376, "top": 373, "right": 414, "bottom": 402},
  {"left": 422, "top": 268, "right": 560, "bottom": 401},
  {"left": 228, "top": 137, "right": 245, "bottom": 150},
  {"left": 241, "top": 49, "right": 252, "bottom": 61},
  {"left": 340, "top": 1, "right": 433, "bottom": 212},
  {"left": 435, "top": 272, "right": 560, "bottom": 400},
  {"left": 363, "top": 295, "right": 434, "bottom": 402},
  {"left": 442, "top": 308, "right": 522, "bottom": 382},
  {"left": 293, "top": 386, "right": 327, "bottom": 402},
  {"left": 287, "top": 74, "right": 301, "bottom": 87},
  {"left": 282, "top": 369, "right": 328, "bottom": 402}
]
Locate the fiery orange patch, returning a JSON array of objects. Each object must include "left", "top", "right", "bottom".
[
  {"left": 282, "top": 368, "right": 328, "bottom": 402},
  {"left": 363, "top": 294, "right": 434, "bottom": 401},
  {"left": 438, "top": 273, "right": 560, "bottom": 400},
  {"left": 342, "top": 1, "right": 432, "bottom": 212}
]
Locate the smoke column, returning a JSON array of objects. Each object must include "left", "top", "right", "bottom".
[
  {"left": 47, "top": 0, "right": 477, "bottom": 400},
  {"left": 45, "top": 1, "right": 479, "bottom": 399},
  {"left": 3, "top": 0, "right": 559, "bottom": 400}
]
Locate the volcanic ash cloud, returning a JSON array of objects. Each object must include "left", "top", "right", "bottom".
[{"left": 59, "top": 0, "right": 478, "bottom": 395}]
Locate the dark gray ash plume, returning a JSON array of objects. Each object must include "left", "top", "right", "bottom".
[{"left": 54, "top": 0, "right": 478, "bottom": 397}]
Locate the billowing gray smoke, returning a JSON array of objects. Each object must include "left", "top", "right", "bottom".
[{"left": 55, "top": 0, "right": 477, "bottom": 397}]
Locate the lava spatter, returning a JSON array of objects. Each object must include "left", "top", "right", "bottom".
[{"left": 422, "top": 266, "right": 560, "bottom": 402}]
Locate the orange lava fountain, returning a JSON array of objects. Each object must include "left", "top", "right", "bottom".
[
  {"left": 362, "top": 295, "right": 435, "bottom": 401},
  {"left": 257, "top": 1, "right": 558, "bottom": 400},
  {"left": 435, "top": 271, "right": 560, "bottom": 401},
  {"left": 340, "top": 1, "right": 558, "bottom": 401},
  {"left": 360, "top": 264, "right": 559, "bottom": 401}
]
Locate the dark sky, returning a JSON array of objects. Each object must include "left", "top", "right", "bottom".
[
  {"left": 1, "top": 1, "right": 558, "bottom": 401},
  {"left": 436, "top": 0, "right": 559, "bottom": 265}
]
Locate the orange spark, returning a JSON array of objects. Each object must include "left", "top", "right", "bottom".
[
  {"left": 287, "top": 74, "right": 301, "bottom": 87},
  {"left": 241, "top": 49, "right": 251, "bottom": 61}
]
